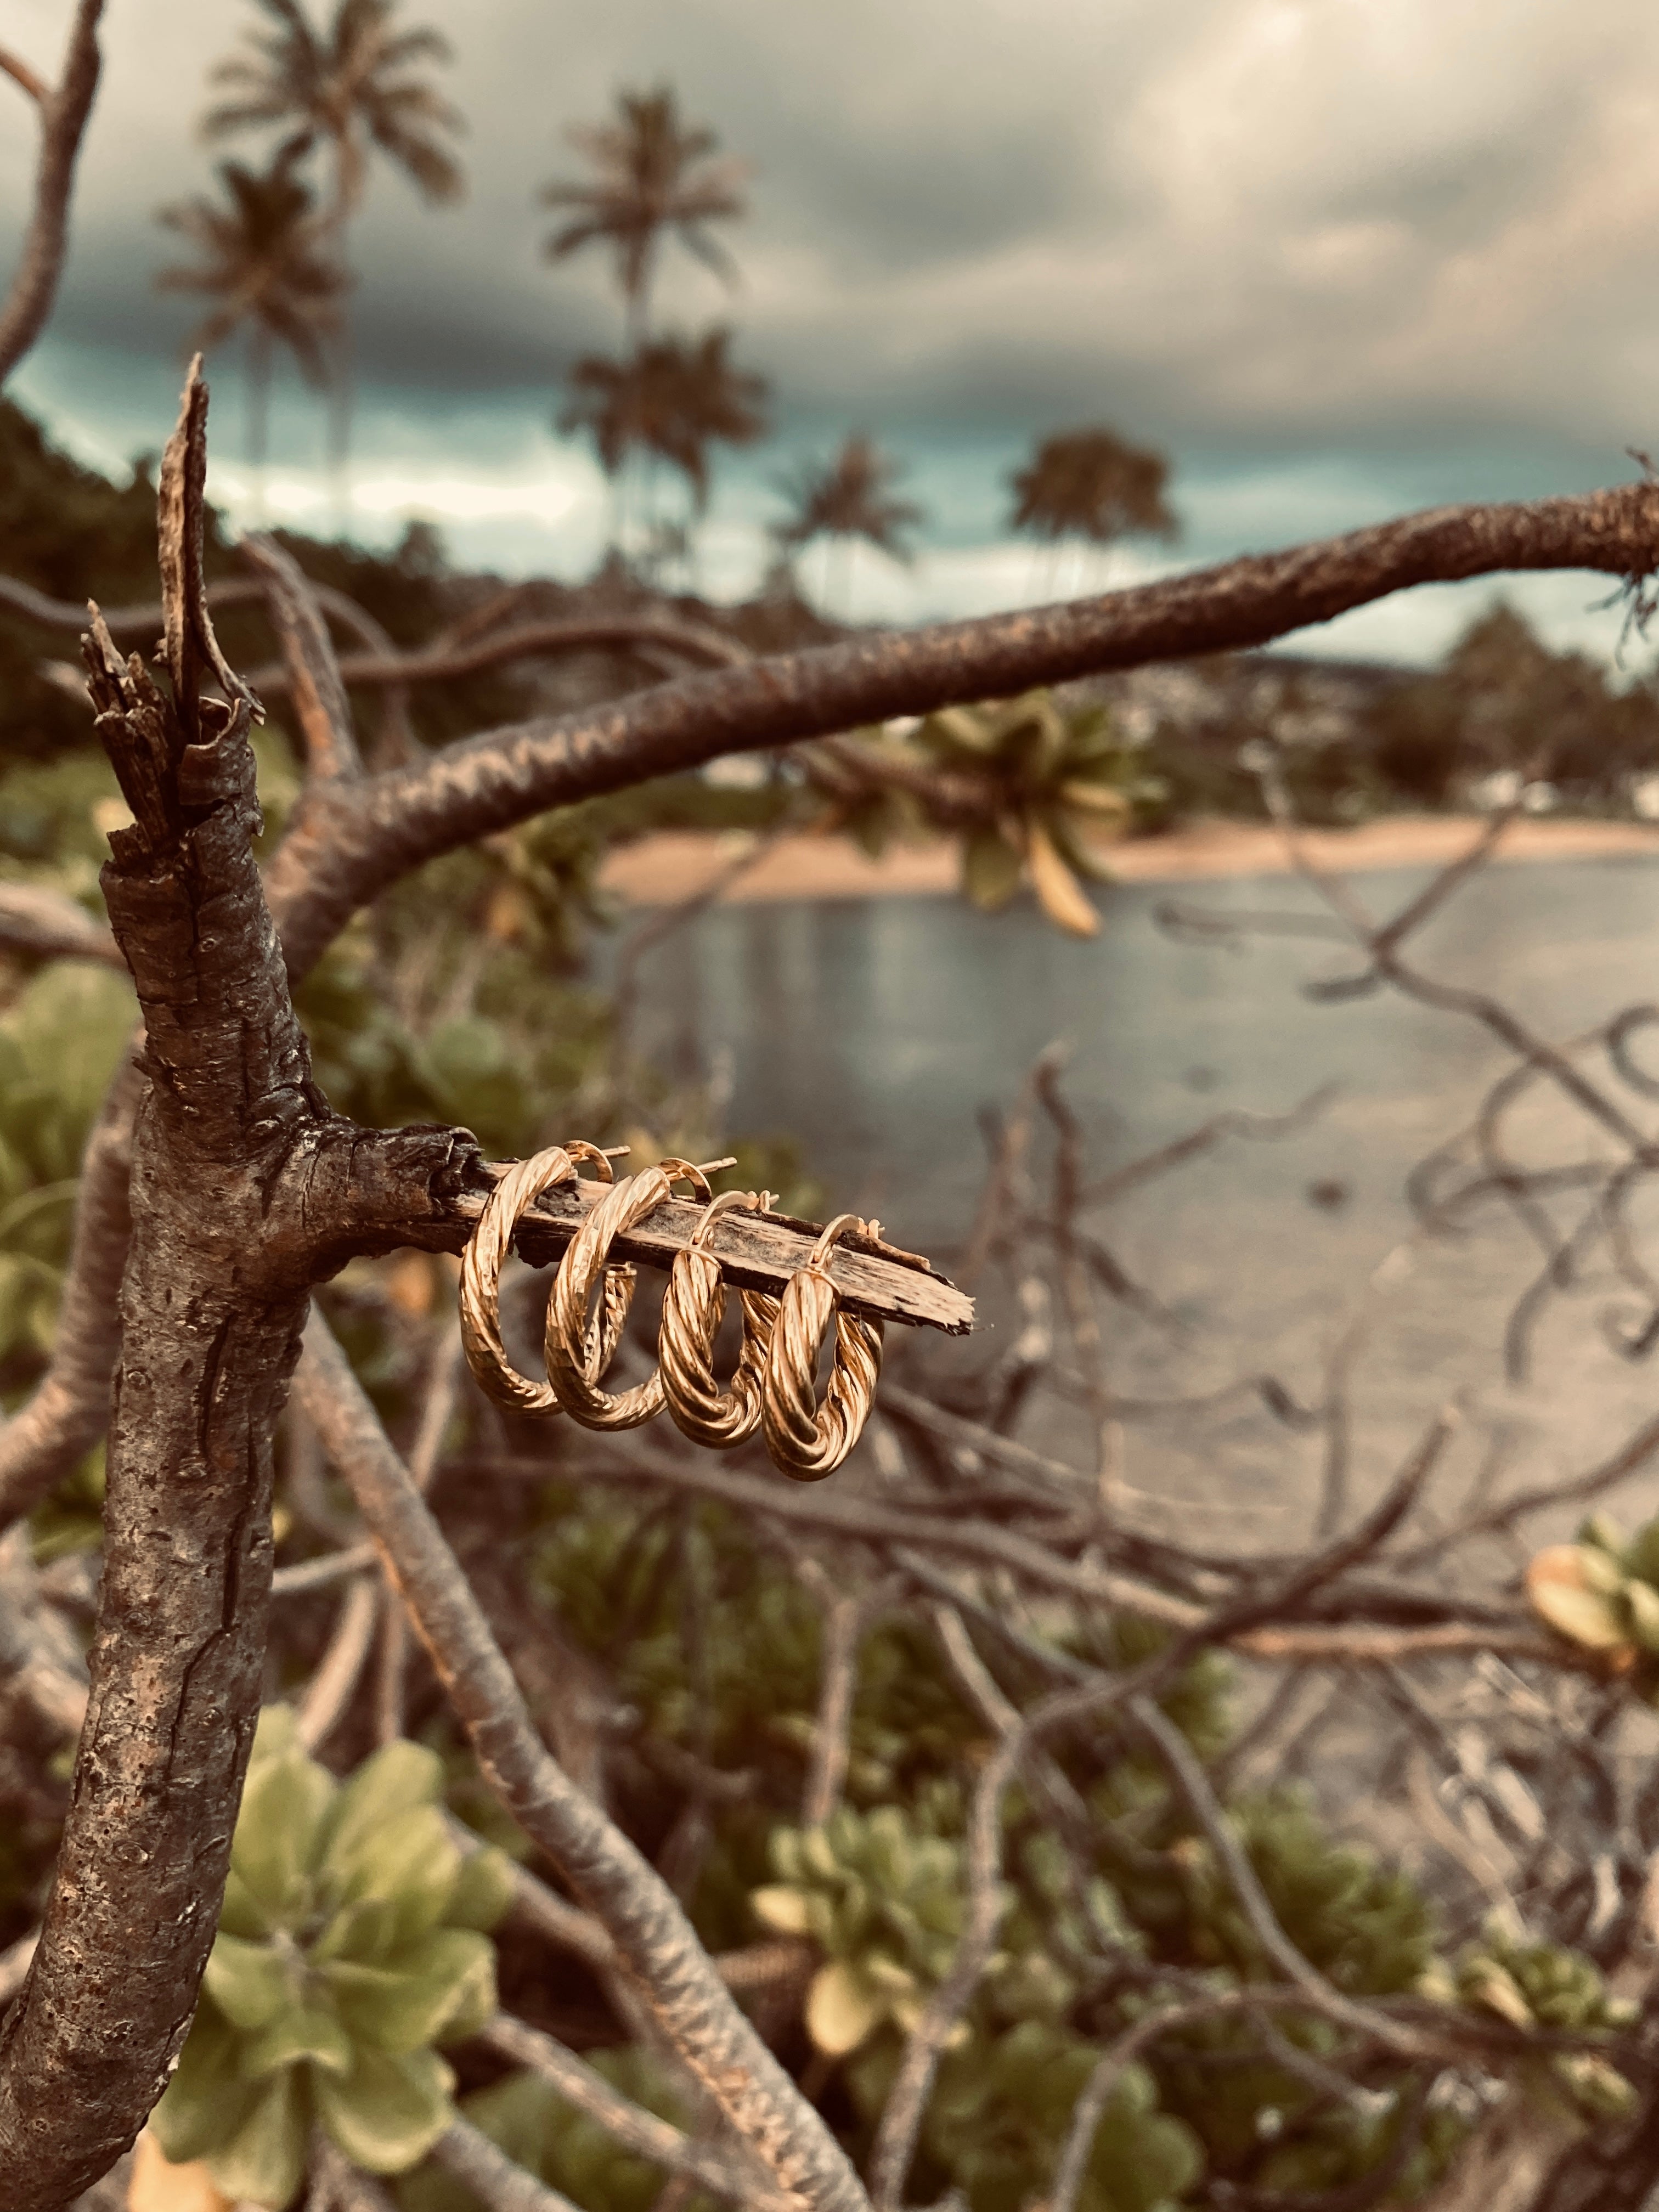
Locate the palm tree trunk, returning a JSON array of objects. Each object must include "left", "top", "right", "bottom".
[
  {"left": 328, "top": 312, "right": 354, "bottom": 537},
  {"left": 246, "top": 323, "right": 272, "bottom": 526},
  {"left": 325, "top": 147, "right": 362, "bottom": 538}
]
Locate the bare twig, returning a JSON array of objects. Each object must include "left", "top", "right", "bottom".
[
  {"left": 296, "top": 1576, "right": 380, "bottom": 1751},
  {"left": 799, "top": 1576, "right": 866, "bottom": 1829},
  {"left": 413, "top": 1173, "right": 972, "bottom": 1337},
  {"left": 1126, "top": 1694, "right": 1430, "bottom": 2058},
  {"left": 248, "top": 610, "right": 751, "bottom": 693},
  {"left": 428, "top": 2117, "right": 586, "bottom": 2212},
  {"left": 0, "top": 1063, "right": 137, "bottom": 1532},
  {"left": 240, "top": 534, "right": 359, "bottom": 780},
  {"left": 294, "top": 1310, "right": 872, "bottom": 2212},
  {"left": 0, "top": 0, "right": 103, "bottom": 383},
  {"left": 0, "top": 884, "right": 121, "bottom": 967},
  {"left": 0, "top": 49, "right": 49, "bottom": 103},
  {"left": 479, "top": 2015, "right": 782, "bottom": 2210},
  {"left": 376, "top": 1320, "right": 462, "bottom": 1741},
  {"left": 271, "top": 1542, "right": 378, "bottom": 1596}
]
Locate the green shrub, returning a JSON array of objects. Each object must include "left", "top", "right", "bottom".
[{"left": 150, "top": 1709, "right": 514, "bottom": 2209}]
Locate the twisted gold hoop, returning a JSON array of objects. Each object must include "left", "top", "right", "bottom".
[
  {"left": 659, "top": 1188, "right": 781, "bottom": 1448},
  {"left": 459, "top": 1142, "right": 620, "bottom": 1416},
  {"left": 545, "top": 1157, "right": 713, "bottom": 1430},
  {"left": 761, "top": 1212, "right": 884, "bottom": 1481}
]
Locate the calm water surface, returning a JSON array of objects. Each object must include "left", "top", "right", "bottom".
[{"left": 618, "top": 855, "right": 1659, "bottom": 1537}]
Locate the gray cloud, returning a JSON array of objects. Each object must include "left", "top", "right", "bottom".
[{"left": 5, "top": 0, "right": 1659, "bottom": 659}]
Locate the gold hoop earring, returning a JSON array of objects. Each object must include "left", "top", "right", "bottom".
[
  {"left": 659, "top": 1188, "right": 781, "bottom": 1448},
  {"left": 761, "top": 1213, "right": 884, "bottom": 1481},
  {"left": 546, "top": 1156, "right": 713, "bottom": 1430},
  {"left": 459, "top": 1142, "right": 618, "bottom": 1415}
]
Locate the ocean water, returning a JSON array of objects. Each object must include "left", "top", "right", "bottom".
[{"left": 616, "top": 855, "right": 1659, "bottom": 1547}]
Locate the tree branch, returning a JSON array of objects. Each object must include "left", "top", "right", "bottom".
[
  {"left": 428, "top": 2118, "right": 586, "bottom": 2212},
  {"left": 0, "top": 0, "right": 104, "bottom": 384},
  {"left": 294, "top": 1309, "right": 872, "bottom": 2212},
  {"left": 0, "top": 1062, "right": 136, "bottom": 1531},
  {"left": 416, "top": 1170, "right": 971, "bottom": 1336},
  {"left": 479, "top": 2014, "right": 783, "bottom": 2210},
  {"left": 245, "top": 611, "right": 751, "bottom": 696},
  {"left": 262, "top": 481, "right": 1659, "bottom": 976},
  {"left": 239, "top": 533, "right": 359, "bottom": 780},
  {"left": 0, "top": 49, "right": 49, "bottom": 103},
  {"left": 0, "top": 369, "right": 479, "bottom": 2206},
  {"left": 0, "top": 883, "right": 122, "bottom": 967}
]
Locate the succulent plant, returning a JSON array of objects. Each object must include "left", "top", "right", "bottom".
[
  {"left": 1526, "top": 1512, "right": 1659, "bottom": 1681},
  {"left": 752, "top": 1803, "right": 985, "bottom": 2056},
  {"left": 149, "top": 1707, "right": 514, "bottom": 2210},
  {"left": 1429, "top": 1922, "right": 1638, "bottom": 2121}
]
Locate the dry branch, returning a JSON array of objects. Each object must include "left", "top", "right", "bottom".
[
  {"left": 245, "top": 610, "right": 751, "bottom": 695},
  {"left": 0, "top": 0, "right": 103, "bottom": 383},
  {"left": 263, "top": 479, "right": 1659, "bottom": 974},
  {"left": 0, "top": 883, "right": 121, "bottom": 967},
  {"left": 240, "top": 533, "right": 360, "bottom": 780},
  {"left": 0, "top": 1070, "right": 134, "bottom": 1531},
  {"left": 479, "top": 2015, "right": 779, "bottom": 2209},
  {"left": 409, "top": 1172, "right": 972, "bottom": 1336},
  {"left": 294, "top": 1311, "right": 872, "bottom": 2212}
]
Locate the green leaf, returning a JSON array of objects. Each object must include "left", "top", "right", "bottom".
[
  {"left": 150, "top": 2000, "right": 258, "bottom": 2164},
  {"left": 231, "top": 1733, "right": 335, "bottom": 1927},
  {"left": 1629, "top": 1578, "right": 1659, "bottom": 1654},
  {"left": 1462, "top": 1960, "right": 1533, "bottom": 2028},
  {"left": 204, "top": 1933, "right": 295, "bottom": 2032},
  {"left": 1626, "top": 1519, "right": 1659, "bottom": 1586},
  {"left": 1527, "top": 1575, "right": 1631, "bottom": 1652},
  {"left": 445, "top": 1844, "right": 516, "bottom": 1934},
  {"left": 238, "top": 2001, "right": 356, "bottom": 2081},
  {"left": 1026, "top": 821, "right": 1099, "bottom": 937},
  {"left": 315, "top": 2044, "right": 456, "bottom": 2174},
  {"left": 330, "top": 1803, "right": 461, "bottom": 1945},
  {"left": 313, "top": 1897, "right": 403, "bottom": 1966},
  {"left": 751, "top": 1885, "right": 814, "bottom": 1937},
  {"left": 1579, "top": 1512, "right": 1627, "bottom": 1558},
  {"left": 324, "top": 1928, "right": 496, "bottom": 2055},
  {"left": 806, "top": 1961, "right": 883, "bottom": 2057},
  {"left": 961, "top": 828, "right": 1023, "bottom": 913},
  {"left": 1576, "top": 1544, "right": 1628, "bottom": 1598},
  {"left": 218, "top": 1864, "right": 274, "bottom": 1943},
  {"left": 319, "top": 1739, "right": 445, "bottom": 1874},
  {"left": 205, "top": 2068, "right": 311, "bottom": 2210}
]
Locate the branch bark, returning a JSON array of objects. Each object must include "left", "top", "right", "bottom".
[
  {"left": 0, "top": 0, "right": 103, "bottom": 384},
  {"left": 0, "top": 371, "right": 478, "bottom": 2207}
]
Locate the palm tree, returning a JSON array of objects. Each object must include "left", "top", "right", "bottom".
[
  {"left": 1009, "top": 426, "right": 1177, "bottom": 595},
  {"left": 772, "top": 434, "right": 925, "bottom": 619},
  {"left": 648, "top": 328, "right": 768, "bottom": 512},
  {"left": 541, "top": 86, "right": 747, "bottom": 347},
  {"left": 155, "top": 156, "right": 345, "bottom": 513},
  {"left": 203, "top": 0, "right": 465, "bottom": 508},
  {"left": 561, "top": 330, "right": 768, "bottom": 571}
]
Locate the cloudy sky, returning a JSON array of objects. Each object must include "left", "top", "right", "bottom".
[{"left": 4, "top": 0, "right": 1658, "bottom": 661}]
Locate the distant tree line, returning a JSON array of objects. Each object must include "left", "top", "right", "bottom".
[{"left": 151, "top": 0, "right": 1181, "bottom": 608}]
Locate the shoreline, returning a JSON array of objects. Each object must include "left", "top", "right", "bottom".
[{"left": 597, "top": 814, "right": 1659, "bottom": 906}]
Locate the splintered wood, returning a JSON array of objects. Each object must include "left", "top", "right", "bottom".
[{"left": 434, "top": 1174, "right": 974, "bottom": 1337}]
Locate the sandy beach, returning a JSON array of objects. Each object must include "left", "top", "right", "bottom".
[{"left": 598, "top": 814, "right": 1659, "bottom": 905}]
